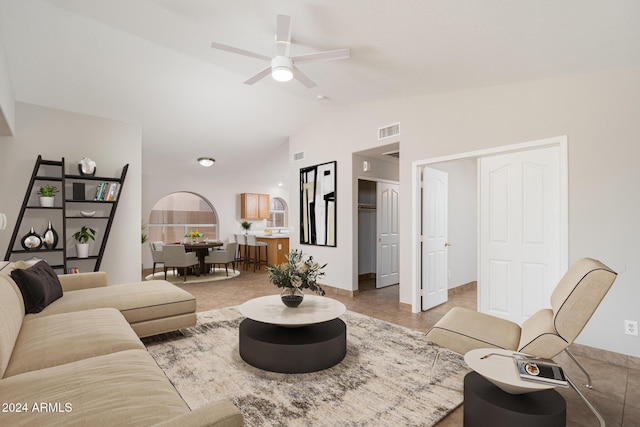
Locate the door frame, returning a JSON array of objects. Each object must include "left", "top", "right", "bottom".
[{"left": 411, "top": 136, "right": 568, "bottom": 313}]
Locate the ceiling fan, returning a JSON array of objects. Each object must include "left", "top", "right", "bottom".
[{"left": 211, "top": 14, "right": 350, "bottom": 89}]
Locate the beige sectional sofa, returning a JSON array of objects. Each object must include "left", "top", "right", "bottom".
[{"left": 0, "top": 261, "right": 244, "bottom": 427}]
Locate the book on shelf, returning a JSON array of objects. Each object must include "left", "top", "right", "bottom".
[
  {"left": 93, "top": 182, "right": 120, "bottom": 201},
  {"left": 513, "top": 354, "right": 568, "bottom": 387}
]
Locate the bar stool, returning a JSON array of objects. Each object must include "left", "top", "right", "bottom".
[
  {"left": 235, "top": 234, "right": 247, "bottom": 268},
  {"left": 246, "top": 234, "right": 268, "bottom": 272}
]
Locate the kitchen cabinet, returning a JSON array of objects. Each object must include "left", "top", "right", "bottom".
[
  {"left": 257, "top": 236, "right": 289, "bottom": 266},
  {"left": 240, "top": 193, "right": 270, "bottom": 220}
]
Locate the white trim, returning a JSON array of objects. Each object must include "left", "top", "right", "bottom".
[
  {"left": 356, "top": 175, "right": 400, "bottom": 185},
  {"left": 411, "top": 136, "right": 569, "bottom": 313}
]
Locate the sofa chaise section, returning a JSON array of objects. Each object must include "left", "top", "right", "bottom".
[{"left": 29, "top": 272, "right": 197, "bottom": 338}]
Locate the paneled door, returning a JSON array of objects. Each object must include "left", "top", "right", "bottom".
[
  {"left": 422, "top": 167, "right": 449, "bottom": 310},
  {"left": 376, "top": 182, "right": 400, "bottom": 288},
  {"left": 479, "top": 145, "right": 562, "bottom": 324}
]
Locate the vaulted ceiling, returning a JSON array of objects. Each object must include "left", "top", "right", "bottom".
[{"left": 1, "top": 0, "right": 639, "bottom": 183}]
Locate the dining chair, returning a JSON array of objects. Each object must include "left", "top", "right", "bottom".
[
  {"left": 204, "top": 242, "right": 238, "bottom": 276},
  {"left": 149, "top": 241, "right": 165, "bottom": 275},
  {"left": 162, "top": 244, "right": 198, "bottom": 282}
]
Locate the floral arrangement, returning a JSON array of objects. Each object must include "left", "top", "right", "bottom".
[
  {"left": 240, "top": 221, "right": 252, "bottom": 232},
  {"left": 267, "top": 249, "right": 327, "bottom": 295},
  {"left": 185, "top": 230, "right": 204, "bottom": 238}
]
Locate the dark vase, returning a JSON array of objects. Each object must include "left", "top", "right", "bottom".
[
  {"left": 280, "top": 287, "right": 304, "bottom": 307},
  {"left": 21, "top": 227, "right": 43, "bottom": 250},
  {"left": 42, "top": 221, "right": 59, "bottom": 250}
]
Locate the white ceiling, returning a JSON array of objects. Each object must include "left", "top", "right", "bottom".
[{"left": 1, "top": 0, "right": 639, "bottom": 183}]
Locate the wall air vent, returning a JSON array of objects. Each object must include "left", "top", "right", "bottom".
[
  {"left": 293, "top": 151, "right": 305, "bottom": 161},
  {"left": 378, "top": 123, "right": 400, "bottom": 140}
]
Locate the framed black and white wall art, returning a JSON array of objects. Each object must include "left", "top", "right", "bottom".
[{"left": 300, "top": 161, "right": 336, "bottom": 246}]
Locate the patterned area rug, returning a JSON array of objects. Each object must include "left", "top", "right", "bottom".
[{"left": 144, "top": 307, "right": 469, "bottom": 427}]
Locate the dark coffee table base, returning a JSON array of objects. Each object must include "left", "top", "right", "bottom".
[
  {"left": 239, "top": 318, "right": 346, "bottom": 373},
  {"left": 464, "top": 371, "right": 566, "bottom": 427}
]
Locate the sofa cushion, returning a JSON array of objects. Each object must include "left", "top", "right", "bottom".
[
  {"left": 0, "top": 350, "right": 189, "bottom": 426},
  {"left": 10, "top": 260, "right": 63, "bottom": 313},
  {"left": 26, "top": 280, "right": 196, "bottom": 325},
  {"left": 4, "top": 308, "right": 145, "bottom": 378}
]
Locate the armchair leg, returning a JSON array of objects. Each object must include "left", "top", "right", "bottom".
[
  {"left": 564, "top": 348, "right": 593, "bottom": 389},
  {"left": 566, "top": 375, "right": 606, "bottom": 427}
]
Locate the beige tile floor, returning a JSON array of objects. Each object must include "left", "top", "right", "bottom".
[{"left": 146, "top": 268, "right": 639, "bottom": 427}]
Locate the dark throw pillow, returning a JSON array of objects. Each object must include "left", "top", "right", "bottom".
[{"left": 10, "top": 260, "right": 63, "bottom": 313}]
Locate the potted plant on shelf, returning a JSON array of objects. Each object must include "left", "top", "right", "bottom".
[
  {"left": 267, "top": 249, "right": 326, "bottom": 307},
  {"left": 73, "top": 226, "right": 96, "bottom": 258},
  {"left": 36, "top": 184, "right": 59, "bottom": 207}
]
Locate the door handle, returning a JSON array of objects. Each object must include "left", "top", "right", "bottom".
[{"left": 444, "top": 242, "right": 451, "bottom": 247}]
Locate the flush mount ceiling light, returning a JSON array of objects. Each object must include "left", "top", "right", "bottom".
[{"left": 197, "top": 157, "right": 215, "bottom": 167}]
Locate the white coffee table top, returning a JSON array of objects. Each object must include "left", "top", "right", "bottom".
[
  {"left": 465, "top": 348, "right": 556, "bottom": 394},
  {"left": 239, "top": 294, "right": 346, "bottom": 327}
]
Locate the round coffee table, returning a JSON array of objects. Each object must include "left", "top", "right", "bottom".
[{"left": 238, "top": 295, "right": 347, "bottom": 373}]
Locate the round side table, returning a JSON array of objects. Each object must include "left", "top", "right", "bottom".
[{"left": 464, "top": 371, "right": 566, "bottom": 427}]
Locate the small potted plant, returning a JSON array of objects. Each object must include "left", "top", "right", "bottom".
[
  {"left": 36, "top": 184, "right": 59, "bottom": 207},
  {"left": 240, "top": 220, "right": 252, "bottom": 234},
  {"left": 73, "top": 225, "right": 96, "bottom": 258}
]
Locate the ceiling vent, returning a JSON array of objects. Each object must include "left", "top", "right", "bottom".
[
  {"left": 293, "top": 151, "right": 305, "bottom": 161},
  {"left": 378, "top": 123, "right": 400, "bottom": 140}
]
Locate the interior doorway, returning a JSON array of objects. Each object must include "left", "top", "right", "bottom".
[
  {"left": 354, "top": 142, "right": 400, "bottom": 292},
  {"left": 412, "top": 136, "right": 568, "bottom": 315}
]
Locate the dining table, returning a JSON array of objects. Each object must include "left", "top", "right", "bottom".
[{"left": 182, "top": 241, "right": 223, "bottom": 275}]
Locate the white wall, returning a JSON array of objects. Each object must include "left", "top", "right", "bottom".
[
  {"left": 290, "top": 67, "right": 640, "bottom": 357},
  {"left": 0, "top": 26, "right": 15, "bottom": 136},
  {"left": 0, "top": 102, "right": 142, "bottom": 285}
]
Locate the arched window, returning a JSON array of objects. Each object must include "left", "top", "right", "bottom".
[
  {"left": 148, "top": 192, "right": 218, "bottom": 243},
  {"left": 267, "top": 197, "right": 287, "bottom": 228}
]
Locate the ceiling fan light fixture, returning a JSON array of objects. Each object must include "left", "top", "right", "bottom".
[
  {"left": 271, "top": 56, "right": 293, "bottom": 82},
  {"left": 197, "top": 157, "right": 215, "bottom": 167}
]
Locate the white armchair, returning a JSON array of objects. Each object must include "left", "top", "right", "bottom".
[
  {"left": 162, "top": 245, "right": 198, "bottom": 282},
  {"left": 204, "top": 242, "right": 238, "bottom": 276},
  {"left": 149, "top": 241, "right": 166, "bottom": 275}
]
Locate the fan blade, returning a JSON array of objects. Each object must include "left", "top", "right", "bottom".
[
  {"left": 292, "top": 67, "right": 317, "bottom": 89},
  {"left": 243, "top": 66, "right": 272, "bottom": 85},
  {"left": 276, "top": 14, "right": 292, "bottom": 57},
  {"left": 211, "top": 42, "right": 270, "bottom": 62},
  {"left": 292, "top": 48, "right": 350, "bottom": 65}
]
